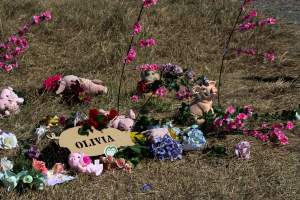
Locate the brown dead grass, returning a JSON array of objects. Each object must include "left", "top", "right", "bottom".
[{"left": 0, "top": 0, "right": 299, "bottom": 199}]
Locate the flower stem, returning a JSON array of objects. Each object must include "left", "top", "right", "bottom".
[
  {"left": 117, "top": 4, "right": 144, "bottom": 112},
  {"left": 217, "top": 1, "right": 246, "bottom": 107}
]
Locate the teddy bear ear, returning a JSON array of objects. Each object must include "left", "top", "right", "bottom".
[{"left": 129, "top": 109, "right": 136, "bottom": 119}]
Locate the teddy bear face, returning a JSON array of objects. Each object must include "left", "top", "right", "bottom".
[{"left": 141, "top": 70, "right": 160, "bottom": 83}]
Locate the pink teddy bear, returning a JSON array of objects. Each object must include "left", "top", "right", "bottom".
[
  {"left": 68, "top": 153, "right": 103, "bottom": 176},
  {"left": 99, "top": 109, "right": 136, "bottom": 131},
  {"left": 0, "top": 87, "right": 24, "bottom": 117}
]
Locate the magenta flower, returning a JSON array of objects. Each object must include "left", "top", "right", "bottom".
[
  {"left": 225, "top": 105, "right": 236, "bottom": 114},
  {"left": 130, "top": 95, "right": 139, "bottom": 103},
  {"left": 143, "top": 0, "right": 158, "bottom": 8},
  {"left": 259, "top": 17, "right": 276, "bottom": 26},
  {"left": 264, "top": 52, "right": 276, "bottom": 62},
  {"left": 82, "top": 155, "right": 92, "bottom": 165},
  {"left": 155, "top": 86, "right": 167, "bottom": 97},
  {"left": 133, "top": 22, "right": 142, "bottom": 36},
  {"left": 243, "top": 10, "right": 257, "bottom": 21},
  {"left": 41, "top": 10, "right": 52, "bottom": 21},
  {"left": 139, "top": 38, "right": 156, "bottom": 47},
  {"left": 286, "top": 121, "right": 294, "bottom": 130},
  {"left": 239, "top": 22, "right": 256, "bottom": 31},
  {"left": 124, "top": 47, "right": 137, "bottom": 64},
  {"left": 33, "top": 15, "right": 41, "bottom": 24}
]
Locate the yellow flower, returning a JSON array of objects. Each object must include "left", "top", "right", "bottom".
[
  {"left": 130, "top": 132, "right": 146, "bottom": 143},
  {"left": 47, "top": 116, "right": 59, "bottom": 127}
]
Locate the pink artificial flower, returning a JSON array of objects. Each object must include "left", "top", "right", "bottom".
[
  {"left": 271, "top": 128, "right": 289, "bottom": 145},
  {"left": 32, "top": 159, "right": 48, "bottom": 174},
  {"left": 228, "top": 121, "right": 237, "bottom": 130},
  {"left": 259, "top": 17, "right": 276, "bottom": 26},
  {"left": 225, "top": 105, "right": 236, "bottom": 114},
  {"left": 263, "top": 52, "right": 276, "bottom": 62},
  {"left": 243, "top": 10, "right": 257, "bottom": 21},
  {"left": 33, "top": 15, "right": 41, "bottom": 24},
  {"left": 41, "top": 10, "right": 52, "bottom": 21},
  {"left": 286, "top": 121, "right": 294, "bottom": 130},
  {"left": 143, "top": 0, "right": 158, "bottom": 7},
  {"left": 82, "top": 155, "right": 92, "bottom": 165},
  {"left": 124, "top": 47, "right": 137, "bottom": 64},
  {"left": 133, "top": 22, "right": 142, "bottom": 36},
  {"left": 139, "top": 38, "right": 156, "bottom": 47},
  {"left": 155, "top": 86, "right": 167, "bottom": 97},
  {"left": 43, "top": 74, "right": 62, "bottom": 92},
  {"left": 130, "top": 95, "right": 139, "bottom": 103},
  {"left": 137, "top": 64, "right": 159, "bottom": 71},
  {"left": 257, "top": 133, "right": 269, "bottom": 142},
  {"left": 237, "top": 113, "right": 248, "bottom": 120},
  {"left": 239, "top": 22, "right": 256, "bottom": 31},
  {"left": 214, "top": 118, "right": 224, "bottom": 127},
  {"left": 3, "top": 64, "right": 14, "bottom": 72},
  {"left": 243, "top": 105, "right": 253, "bottom": 116}
]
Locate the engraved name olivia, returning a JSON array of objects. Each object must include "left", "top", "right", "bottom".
[{"left": 75, "top": 135, "right": 115, "bottom": 149}]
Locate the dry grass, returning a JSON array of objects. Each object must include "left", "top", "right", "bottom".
[{"left": 0, "top": 0, "right": 299, "bottom": 199}]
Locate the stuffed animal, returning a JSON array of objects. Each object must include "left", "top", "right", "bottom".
[
  {"left": 189, "top": 80, "right": 217, "bottom": 125},
  {"left": 56, "top": 75, "right": 108, "bottom": 95},
  {"left": 99, "top": 109, "right": 136, "bottom": 131},
  {"left": 68, "top": 153, "right": 103, "bottom": 176},
  {"left": 143, "top": 128, "right": 170, "bottom": 143},
  {"left": 0, "top": 87, "right": 24, "bottom": 117}
]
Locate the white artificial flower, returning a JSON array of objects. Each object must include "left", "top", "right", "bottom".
[
  {"left": 0, "top": 132, "right": 18, "bottom": 149},
  {"left": 35, "top": 125, "right": 48, "bottom": 141},
  {"left": 0, "top": 157, "right": 13, "bottom": 172}
]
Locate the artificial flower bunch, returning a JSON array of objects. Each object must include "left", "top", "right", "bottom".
[
  {"left": 0, "top": 144, "right": 75, "bottom": 192},
  {"left": 0, "top": 11, "right": 52, "bottom": 72},
  {"left": 236, "top": 1, "right": 277, "bottom": 62},
  {"left": 213, "top": 105, "right": 294, "bottom": 145},
  {"left": 132, "top": 64, "right": 212, "bottom": 102},
  {"left": 78, "top": 108, "right": 119, "bottom": 135}
]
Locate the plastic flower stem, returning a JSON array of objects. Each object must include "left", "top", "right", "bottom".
[
  {"left": 217, "top": 0, "right": 246, "bottom": 107},
  {"left": 117, "top": 4, "right": 145, "bottom": 111},
  {"left": 136, "top": 93, "right": 154, "bottom": 119}
]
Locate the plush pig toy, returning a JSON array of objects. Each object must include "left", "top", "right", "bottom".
[
  {"left": 68, "top": 153, "right": 103, "bottom": 176},
  {"left": 56, "top": 75, "right": 108, "bottom": 95},
  {"left": 0, "top": 87, "right": 24, "bottom": 117},
  {"left": 99, "top": 109, "right": 136, "bottom": 131}
]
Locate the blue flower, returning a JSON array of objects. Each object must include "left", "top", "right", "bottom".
[
  {"left": 182, "top": 125, "right": 206, "bottom": 151},
  {"left": 149, "top": 135, "right": 182, "bottom": 161}
]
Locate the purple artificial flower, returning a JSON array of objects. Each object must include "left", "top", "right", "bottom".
[{"left": 26, "top": 146, "right": 41, "bottom": 159}]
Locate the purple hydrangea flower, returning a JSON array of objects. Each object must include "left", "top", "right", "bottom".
[{"left": 149, "top": 135, "right": 183, "bottom": 161}]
